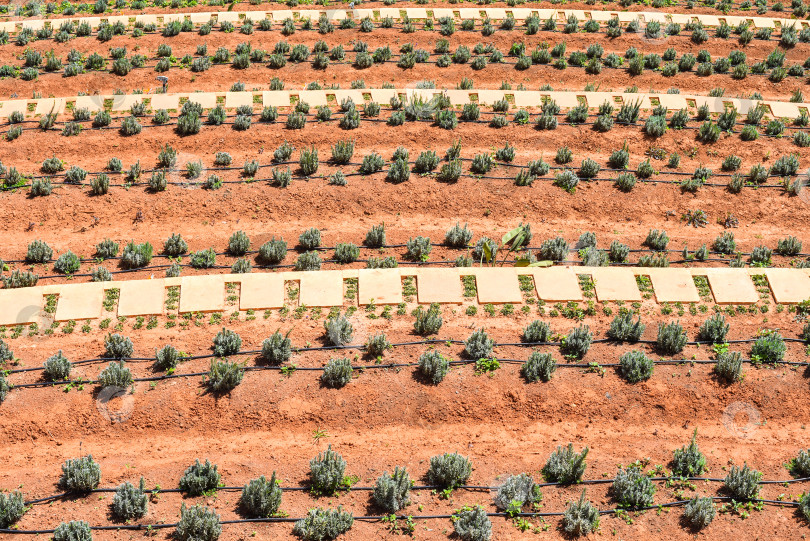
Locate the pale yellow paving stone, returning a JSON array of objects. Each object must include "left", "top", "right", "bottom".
[
  {"left": 105, "top": 15, "right": 130, "bottom": 25},
  {"left": 354, "top": 9, "right": 374, "bottom": 19},
  {"left": 237, "top": 274, "right": 285, "bottom": 310},
  {"left": 297, "top": 270, "right": 345, "bottom": 307},
  {"left": 111, "top": 95, "right": 146, "bottom": 112},
  {"left": 433, "top": 8, "right": 454, "bottom": 18},
  {"left": 701, "top": 269, "right": 759, "bottom": 304},
  {"left": 544, "top": 92, "right": 580, "bottom": 107},
  {"left": 150, "top": 94, "right": 180, "bottom": 110},
  {"left": 0, "top": 22, "right": 15, "bottom": 33},
  {"left": 656, "top": 94, "right": 689, "bottom": 110},
  {"left": 358, "top": 269, "right": 403, "bottom": 305},
  {"left": 326, "top": 9, "right": 349, "bottom": 20},
  {"left": 615, "top": 12, "right": 641, "bottom": 22},
  {"left": 272, "top": 10, "right": 294, "bottom": 21},
  {"left": 297, "top": 91, "right": 329, "bottom": 107},
  {"left": 74, "top": 96, "right": 106, "bottom": 112},
  {"left": 79, "top": 16, "right": 102, "bottom": 28},
  {"left": 179, "top": 275, "right": 226, "bottom": 313},
  {"left": 528, "top": 266, "right": 583, "bottom": 302},
  {"left": 752, "top": 17, "right": 776, "bottom": 28},
  {"left": 643, "top": 12, "right": 668, "bottom": 22},
  {"left": 0, "top": 100, "right": 29, "bottom": 118},
  {"left": 669, "top": 13, "right": 693, "bottom": 23},
  {"left": 642, "top": 268, "right": 700, "bottom": 304},
  {"left": 444, "top": 90, "right": 472, "bottom": 105},
  {"left": 458, "top": 8, "right": 481, "bottom": 19},
  {"left": 242, "top": 12, "right": 266, "bottom": 21},
  {"left": 117, "top": 280, "right": 166, "bottom": 317},
  {"left": 162, "top": 13, "right": 184, "bottom": 23},
  {"left": 21, "top": 20, "right": 45, "bottom": 31},
  {"left": 262, "top": 92, "right": 291, "bottom": 108},
  {"left": 0, "top": 287, "right": 45, "bottom": 325},
  {"left": 589, "top": 11, "right": 617, "bottom": 21},
  {"left": 513, "top": 92, "right": 543, "bottom": 107},
  {"left": 476, "top": 90, "right": 507, "bottom": 105},
  {"left": 535, "top": 9, "right": 556, "bottom": 18},
  {"left": 379, "top": 8, "right": 401, "bottom": 18},
  {"left": 54, "top": 283, "right": 105, "bottom": 322},
  {"left": 182, "top": 93, "right": 218, "bottom": 109},
  {"left": 471, "top": 268, "right": 522, "bottom": 304},
  {"left": 508, "top": 9, "right": 533, "bottom": 19},
  {"left": 485, "top": 8, "right": 507, "bottom": 19},
  {"left": 588, "top": 268, "right": 642, "bottom": 302},
  {"left": 34, "top": 98, "right": 66, "bottom": 116},
  {"left": 764, "top": 268, "right": 810, "bottom": 304},
  {"left": 332, "top": 90, "right": 365, "bottom": 104},
  {"left": 415, "top": 268, "right": 463, "bottom": 304},
  {"left": 404, "top": 8, "right": 428, "bottom": 18},
  {"left": 561, "top": 9, "right": 588, "bottom": 18},
  {"left": 224, "top": 92, "right": 254, "bottom": 109},
  {"left": 188, "top": 12, "right": 213, "bottom": 23},
  {"left": 135, "top": 14, "right": 158, "bottom": 24},
  {"left": 767, "top": 101, "right": 800, "bottom": 118},
  {"left": 216, "top": 11, "right": 241, "bottom": 22}
]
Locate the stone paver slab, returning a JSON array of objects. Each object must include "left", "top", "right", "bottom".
[
  {"left": 415, "top": 268, "right": 462, "bottom": 304},
  {"left": 298, "top": 270, "right": 344, "bottom": 307},
  {"left": 404, "top": 7, "right": 428, "bottom": 18},
  {"left": 358, "top": 269, "right": 403, "bottom": 305},
  {"left": 238, "top": 273, "right": 285, "bottom": 310},
  {"left": 224, "top": 91, "right": 254, "bottom": 108},
  {"left": 216, "top": 11, "right": 241, "bottom": 22},
  {"left": 472, "top": 268, "right": 522, "bottom": 304},
  {"left": 74, "top": 95, "right": 106, "bottom": 112},
  {"left": 589, "top": 268, "right": 641, "bottom": 302},
  {"left": 54, "top": 283, "right": 105, "bottom": 321},
  {"left": 34, "top": 98, "right": 66, "bottom": 115},
  {"left": 529, "top": 266, "right": 583, "bottom": 301},
  {"left": 0, "top": 286, "right": 44, "bottom": 325},
  {"left": 765, "top": 268, "right": 810, "bottom": 304},
  {"left": 182, "top": 93, "right": 217, "bottom": 109},
  {"left": 263, "top": 91, "right": 292, "bottom": 107},
  {"left": 476, "top": 90, "right": 507, "bottom": 105},
  {"left": 179, "top": 275, "right": 226, "bottom": 313},
  {"left": 0, "top": 100, "right": 29, "bottom": 118},
  {"left": 297, "top": 90, "right": 329, "bottom": 107},
  {"left": 513, "top": 91, "right": 543, "bottom": 107},
  {"left": 117, "top": 279, "right": 165, "bottom": 317},
  {"left": 271, "top": 10, "right": 294, "bottom": 20},
  {"left": 643, "top": 268, "right": 700, "bottom": 303},
  {"left": 150, "top": 94, "right": 180, "bottom": 110},
  {"left": 703, "top": 269, "right": 758, "bottom": 304}
]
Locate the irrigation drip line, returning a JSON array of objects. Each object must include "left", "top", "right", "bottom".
[
  {"left": 0, "top": 497, "right": 800, "bottom": 534},
  {"left": 8, "top": 49, "right": 801, "bottom": 81},
  {"left": 8, "top": 352, "right": 810, "bottom": 389},
  {"left": 6, "top": 334, "right": 809, "bottom": 376},
  {"left": 22, "top": 476, "right": 810, "bottom": 506}
]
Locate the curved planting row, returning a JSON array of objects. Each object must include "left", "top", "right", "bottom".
[
  {"left": 0, "top": 225, "right": 806, "bottom": 289},
  {"left": 0, "top": 312, "right": 805, "bottom": 396},
  {"left": 1, "top": 130, "right": 805, "bottom": 198},
  {"left": 8, "top": 39, "right": 810, "bottom": 86},
  {"left": 2, "top": 439, "right": 810, "bottom": 538},
  {"left": 3, "top": 12, "right": 808, "bottom": 56}
]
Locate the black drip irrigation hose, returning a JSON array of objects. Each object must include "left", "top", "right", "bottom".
[
  {"left": 21, "top": 476, "right": 810, "bottom": 506},
  {"left": 0, "top": 497, "right": 801, "bottom": 534},
  {"left": 6, "top": 334, "right": 809, "bottom": 376}
]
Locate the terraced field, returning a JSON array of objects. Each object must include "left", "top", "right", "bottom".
[{"left": 2, "top": 1, "right": 810, "bottom": 540}]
